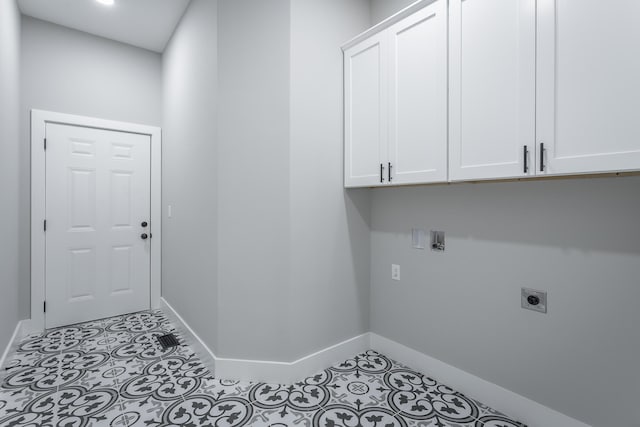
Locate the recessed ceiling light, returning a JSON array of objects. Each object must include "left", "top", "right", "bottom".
[{"left": 96, "top": 0, "right": 114, "bottom": 5}]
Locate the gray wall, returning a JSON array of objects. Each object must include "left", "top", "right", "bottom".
[
  {"left": 19, "top": 17, "right": 162, "bottom": 318},
  {"left": 216, "top": 0, "right": 292, "bottom": 360},
  {"left": 368, "top": 3, "right": 640, "bottom": 426},
  {"left": 162, "top": 0, "right": 372, "bottom": 361},
  {"left": 289, "top": 0, "right": 372, "bottom": 359},
  {"left": 370, "top": 177, "right": 640, "bottom": 427},
  {"left": 370, "top": 0, "right": 417, "bottom": 24},
  {"left": 161, "top": 0, "right": 219, "bottom": 352},
  {"left": 0, "top": 0, "right": 21, "bottom": 352}
]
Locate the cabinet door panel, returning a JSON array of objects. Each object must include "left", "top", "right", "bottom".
[
  {"left": 388, "top": 0, "right": 448, "bottom": 185},
  {"left": 537, "top": 0, "right": 640, "bottom": 175},
  {"left": 449, "top": 0, "right": 536, "bottom": 181},
  {"left": 344, "top": 34, "right": 388, "bottom": 187}
]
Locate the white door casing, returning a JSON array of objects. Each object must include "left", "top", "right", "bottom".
[
  {"left": 388, "top": 0, "right": 448, "bottom": 185},
  {"left": 536, "top": 0, "right": 640, "bottom": 176},
  {"left": 45, "top": 124, "right": 151, "bottom": 329},
  {"left": 31, "top": 110, "right": 161, "bottom": 332},
  {"left": 449, "top": 0, "right": 536, "bottom": 181}
]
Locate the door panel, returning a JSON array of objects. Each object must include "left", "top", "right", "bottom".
[
  {"left": 449, "top": 0, "right": 536, "bottom": 181},
  {"left": 68, "top": 168, "right": 96, "bottom": 229},
  {"left": 67, "top": 248, "right": 96, "bottom": 302},
  {"left": 537, "top": 0, "right": 640, "bottom": 175},
  {"left": 46, "top": 123, "right": 151, "bottom": 328},
  {"left": 388, "top": 0, "right": 448, "bottom": 184},
  {"left": 111, "top": 171, "right": 133, "bottom": 227},
  {"left": 110, "top": 245, "right": 133, "bottom": 294},
  {"left": 344, "top": 33, "right": 388, "bottom": 187}
]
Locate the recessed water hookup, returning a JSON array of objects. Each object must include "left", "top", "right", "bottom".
[{"left": 430, "top": 230, "right": 445, "bottom": 251}]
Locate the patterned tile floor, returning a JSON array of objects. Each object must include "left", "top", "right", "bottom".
[{"left": 0, "top": 310, "right": 526, "bottom": 426}]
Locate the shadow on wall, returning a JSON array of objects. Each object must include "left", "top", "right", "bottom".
[{"left": 370, "top": 176, "right": 640, "bottom": 256}]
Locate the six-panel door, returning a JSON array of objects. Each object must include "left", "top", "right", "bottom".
[
  {"left": 536, "top": 0, "right": 640, "bottom": 176},
  {"left": 344, "top": 32, "right": 388, "bottom": 187},
  {"left": 449, "top": 0, "right": 536, "bottom": 181},
  {"left": 45, "top": 123, "right": 151, "bottom": 328},
  {"left": 388, "top": 0, "right": 448, "bottom": 185}
]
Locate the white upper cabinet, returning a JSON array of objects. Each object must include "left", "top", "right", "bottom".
[
  {"left": 345, "top": 0, "right": 640, "bottom": 188},
  {"left": 344, "top": 33, "right": 388, "bottom": 187},
  {"left": 537, "top": 0, "right": 640, "bottom": 176},
  {"left": 344, "top": 0, "right": 447, "bottom": 188},
  {"left": 449, "top": 0, "right": 536, "bottom": 181},
  {"left": 388, "top": 1, "right": 448, "bottom": 185}
]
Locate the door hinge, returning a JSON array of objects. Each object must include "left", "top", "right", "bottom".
[
  {"left": 44, "top": 220, "right": 47, "bottom": 231},
  {"left": 44, "top": 138, "right": 47, "bottom": 150},
  {"left": 43, "top": 301, "right": 46, "bottom": 313}
]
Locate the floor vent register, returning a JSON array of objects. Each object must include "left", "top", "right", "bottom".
[{"left": 157, "top": 333, "right": 180, "bottom": 349}]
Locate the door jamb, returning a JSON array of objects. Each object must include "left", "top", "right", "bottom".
[{"left": 30, "top": 109, "right": 162, "bottom": 332}]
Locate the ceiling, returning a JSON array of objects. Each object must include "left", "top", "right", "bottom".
[{"left": 18, "top": 0, "right": 191, "bottom": 52}]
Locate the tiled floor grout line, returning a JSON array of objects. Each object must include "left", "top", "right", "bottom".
[
  {"left": 107, "top": 329, "right": 131, "bottom": 427},
  {"left": 98, "top": 318, "right": 136, "bottom": 427},
  {"left": 55, "top": 334, "right": 64, "bottom": 396},
  {"left": 115, "top": 316, "right": 157, "bottom": 427}
]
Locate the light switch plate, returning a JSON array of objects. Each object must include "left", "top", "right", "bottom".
[{"left": 521, "top": 288, "right": 547, "bottom": 313}]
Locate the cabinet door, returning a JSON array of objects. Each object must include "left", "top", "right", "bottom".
[
  {"left": 344, "top": 33, "right": 388, "bottom": 187},
  {"left": 449, "top": 0, "right": 536, "bottom": 181},
  {"left": 537, "top": 0, "right": 640, "bottom": 175},
  {"left": 388, "top": 0, "right": 448, "bottom": 185}
]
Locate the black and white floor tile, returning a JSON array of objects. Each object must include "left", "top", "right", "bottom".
[{"left": 0, "top": 310, "right": 527, "bottom": 427}]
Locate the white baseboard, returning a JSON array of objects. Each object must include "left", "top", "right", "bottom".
[
  {"left": 19, "top": 318, "right": 40, "bottom": 337},
  {"left": 370, "top": 333, "right": 591, "bottom": 427},
  {"left": 159, "top": 300, "right": 590, "bottom": 426},
  {"left": 160, "top": 297, "right": 369, "bottom": 384},
  {"left": 160, "top": 298, "right": 217, "bottom": 374},
  {"left": 216, "top": 333, "right": 370, "bottom": 384},
  {"left": 0, "top": 320, "right": 28, "bottom": 381}
]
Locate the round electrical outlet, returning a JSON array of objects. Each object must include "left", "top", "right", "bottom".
[{"left": 527, "top": 295, "right": 540, "bottom": 306}]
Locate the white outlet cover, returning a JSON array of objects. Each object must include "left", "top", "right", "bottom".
[{"left": 391, "top": 264, "right": 400, "bottom": 281}]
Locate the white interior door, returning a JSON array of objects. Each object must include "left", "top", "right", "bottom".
[
  {"left": 344, "top": 32, "right": 388, "bottom": 187},
  {"left": 449, "top": 0, "right": 536, "bottom": 181},
  {"left": 45, "top": 123, "right": 151, "bottom": 328},
  {"left": 388, "top": 0, "right": 448, "bottom": 185},
  {"left": 537, "top": 0, "right": 640, "bottom": 176}
]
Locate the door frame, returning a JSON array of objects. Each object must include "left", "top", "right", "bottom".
[{"left": 30, "top": 109, "right": 162, "bottom": 331}]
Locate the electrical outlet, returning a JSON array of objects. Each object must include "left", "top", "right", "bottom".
[
  {"left": 391, "top": 264, "right": 400, "bottom": 281},
  {"left": 521, "top": 288, "right": 547, "bottom": 313}
]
